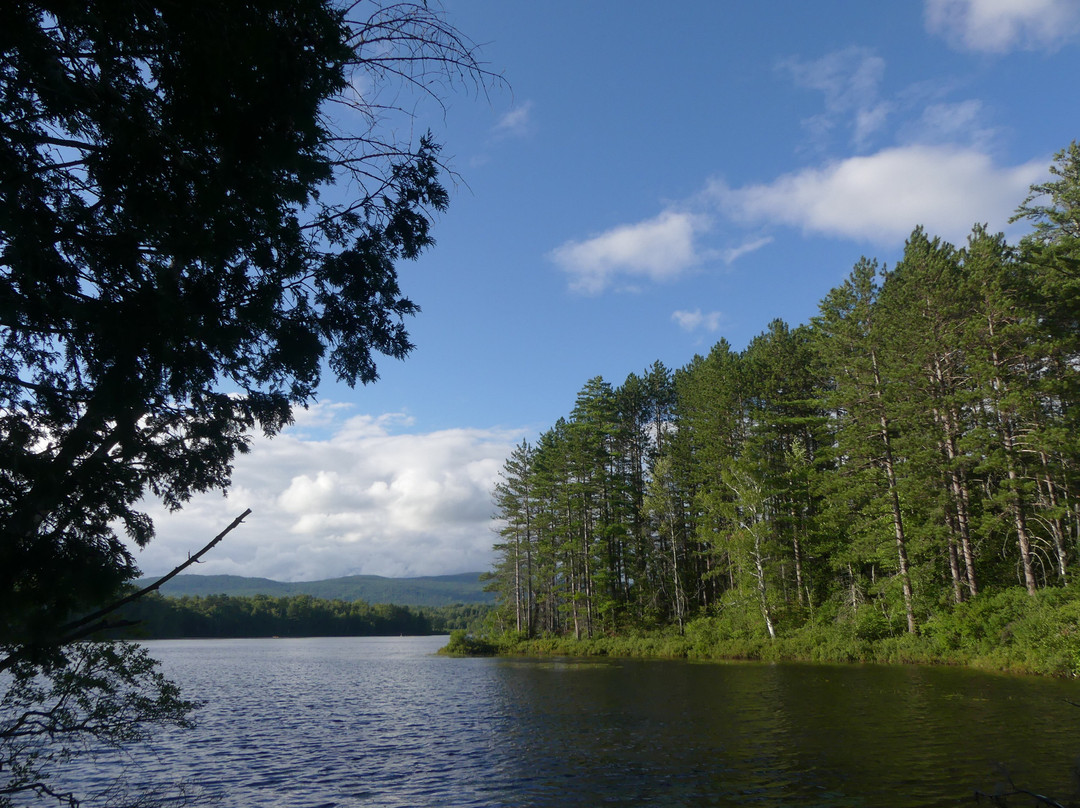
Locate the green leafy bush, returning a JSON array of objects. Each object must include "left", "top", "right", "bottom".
[{"left": 440, "top": 630, "right": 499, "bottom": 656}]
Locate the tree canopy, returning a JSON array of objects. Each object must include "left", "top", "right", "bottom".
[
  {"left": 0, "top": 0, "right": 490, "bottom": 652},
  {"left": 1, "top": 2, "right": 490, "bottom": 803}
]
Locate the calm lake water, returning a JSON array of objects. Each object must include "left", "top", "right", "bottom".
[{"left": 53, "top": 636, "right": 1080, "bottom": 807}]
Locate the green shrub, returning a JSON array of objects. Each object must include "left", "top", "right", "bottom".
[
  {"left": 853, "top": 606, "right": 891, "bottom": 641},
  {"left": 439, "top": 629, "right": 499, "bottom": 656},
  {"left": 458, "top": 585, "right": 1080, "bottom": 676}
]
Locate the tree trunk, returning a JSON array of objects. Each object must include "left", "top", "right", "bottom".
[
  {"left": 988, "top": 343, "right": 1038, "bottom": 596},
  {"left": 752, "top": 528, "right": 776, "bottom": 640},
  {"left": 669, "top": 521, "right": 685, "bottom": 632},
  {"left": 1038, "top": 451, "right": 1069, "bottom": 584},
  {"left": 871, "top": 348, "right": 917, "bottom": 634},
  {"left": 790, "top": 506, "right": 805, "bottom": 607},
  {"left": 944, "top": 506, "right": 965, "bottom": 605},
  {"left": 1003, "top": 423, "right": 1038, "bottom": 595}
]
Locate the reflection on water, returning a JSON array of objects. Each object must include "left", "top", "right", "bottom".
[{"left": 45, "top": 637, "right": 1080, "bottom": 807}]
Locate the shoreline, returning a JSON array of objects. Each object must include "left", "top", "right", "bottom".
[
  {"left": 443, "top": 584, "right": 1080, "bottom": 678},
  {"left": 485, "top": 634, "right": 1066, "bottom": 678}
]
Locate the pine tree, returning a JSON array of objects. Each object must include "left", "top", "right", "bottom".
[
  {"left": 492, "top": 441, "right": 538, "bottom": 635},
  {"left": 1012, "top": 142, "right": 1080, "bottom": 583},
  {"left": 878, "top": 229, "right": 979, "bottom": 601},
  {"left": 741, "top": 320, "right": 828, "bottom": 610},
  {"left": 672, "top": 340, "right": 746, "bottom": 601},
  {"left": 814, "top": 259, "right": 917, "bottom": 634}
]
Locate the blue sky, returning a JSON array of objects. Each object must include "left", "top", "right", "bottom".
[{"left": 133, "top": 0, "right": 1080, "bottom": 581}]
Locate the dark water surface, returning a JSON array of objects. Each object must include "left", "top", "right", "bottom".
[{"left": 61, "top": 637, "right": 1080, "bottom": 806}]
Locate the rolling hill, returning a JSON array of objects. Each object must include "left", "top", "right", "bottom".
[{"left": 140, "top": 572, "right": 493, "bottom": 608}]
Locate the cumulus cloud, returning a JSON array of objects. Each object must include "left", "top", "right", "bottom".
[
  {"left": 712, "top": 144, "right": 1045, "bottom": 246},
  {"left": 672, "top": 309, "right": 725, "bottom": 333},
  {"left": 779, "top": 47, "right": 891, "bottom": 149},
  {"left": 925, "top": 0, "right": 1080, "bottom": 52},
  {"left": 550, "top": 211, "right": 710, "bottom": 294},
  {"left": 127, "top": 404, "right": 519, "bottom": 581}
]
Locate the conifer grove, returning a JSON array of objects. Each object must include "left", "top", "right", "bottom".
[{"left": 485, "top": 143, "right": 1080, "bottom": 658}]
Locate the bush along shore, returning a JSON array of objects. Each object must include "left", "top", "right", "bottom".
[{"left": 455, "top": 584, "right": 1080, "bottom": 678}]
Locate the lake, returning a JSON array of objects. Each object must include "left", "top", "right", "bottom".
[{"left": 50, "top": 636, "right": 1080, "bottom": 807}]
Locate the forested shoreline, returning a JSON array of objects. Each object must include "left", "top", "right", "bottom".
[
  {"left": 111, "top": 593, "right": 489, "bottom": 639},
  {"left": 482, "top": 144, "right": 1080, "bottom": 676}
]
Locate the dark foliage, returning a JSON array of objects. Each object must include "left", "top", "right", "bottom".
[
  {"left": 114, "top": 592, "right": 433, "bottom": 638},
  {"left": 0, "top": 0, "right": 487, "bottom": 654},
  {"left": 0, "top": 1, "right": 491, "bottom": 803}
]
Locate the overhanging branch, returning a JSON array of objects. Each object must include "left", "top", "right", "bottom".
[
  {"left": 58, "top": 509, "right": 252, "bottom": 637},
  {"left": 0, "top": 510, "right": 251, "bottom": 674}
]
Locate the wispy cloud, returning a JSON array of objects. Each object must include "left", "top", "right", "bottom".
[
  {"left": 721, "top": 235, "right": 773, "bottom": 264},
  {"left": 925, "top": 0, "right": 1080, "bottom": 52},
  {"left": 493, "top": 101, "right": 534, "bottom": 137},
  {"left": 899, "top": 99, "right": 997, "bottom": 148},
  {"left": 672, "top": 309, "right": 725, "bottom": 333},
  {"left": 129, "top": 404, "right": 519, "bottom": 581},
  {"left": 778, "top": 47, "right": 891, "bottom": 150},
  {"left": 712, "top": 145, "right": 1046, "bottom": 246},
  {"left": 550, "top": 43, "right": 1045, "bottom": 295},
  {"left": 550, "top": 211, "right": 710, "bottom": 294}
]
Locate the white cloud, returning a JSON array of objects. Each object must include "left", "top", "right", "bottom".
[
  {"left": 127, "top": 404, "right": 519, "bottom": 581},
  {"left": 721, "top": 235, "right": 773, "bottom": 264},
  {"left": 672, "top": 309, "right": 725, "bottom": 333},
  {"left": 779, "top": 47, "right": 891, "bottom": 149},
  {"left": 494, "top": 101, "right": 534, "bottom": 137},
  {"left": 713, "top": 144, "right": 1045, "bottom": 246},
  {"left": 925, "top": 0, "right": 1080, "bottom": 52},
  {"left": 902, "top": 99, "right": 996, "bottom": 148},
  {"left": 550, "top": 211, "right": 710, "bottom": 294}
]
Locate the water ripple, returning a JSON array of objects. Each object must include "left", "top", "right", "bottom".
[{"left": 31, "top": 638, "right": 1080, "bottom": 808}]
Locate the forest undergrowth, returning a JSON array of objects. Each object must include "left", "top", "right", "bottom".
[{"left": 464, "top": 583, "right": 1080, "bottom": 678}]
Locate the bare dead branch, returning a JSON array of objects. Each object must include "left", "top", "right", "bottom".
[
  {"left": 0, "top": 511, "right": 250, "bottom": 675},
  {"left": 58, "top": 509, "right": 252, "bottom": 637}
]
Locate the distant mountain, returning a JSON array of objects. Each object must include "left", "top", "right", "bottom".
[{"left": 140, "top": 572, "right": 493, "bottom": 608}]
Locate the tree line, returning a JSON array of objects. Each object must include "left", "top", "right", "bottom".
[
  {"left": 112, "top": 593, "right": 490, "bottom": 638},
  {"left": 487, "top": 143, "right": 1080, "bottom": 649}
]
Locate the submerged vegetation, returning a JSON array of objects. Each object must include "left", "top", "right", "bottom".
[{"left": 483, "top": 143, "right": 1080, "bottom": 677}]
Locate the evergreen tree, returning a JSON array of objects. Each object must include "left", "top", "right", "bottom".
[
  {"left": 814, "top": 259, "right": 917, "bottom": 633},
  {"left": 1012, "top": 142, "right": 1080, "bottom": 582},
  {"left": 1, "top": 0, "right": 490, "bottom": 656},
  {"left": 530, "top": 421, "right": 575, "bottom": 636},
  {"left": 611, "top": 364, "right": 675, "bottom": 624},
  {"left": 492, "top": 441, "right": 538, "bottom": 635},
  {"left": 877, "top": 229, "right": 980, "bottom": 601},
  {"left": 672, "top": 340, "right": 746, "bottom": 602},
  {"left": 741, "top": 320, "right": 828, "bottom": 610},
  {"left": 644, "top": 455, "right": 690, "bottom": 631}
]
